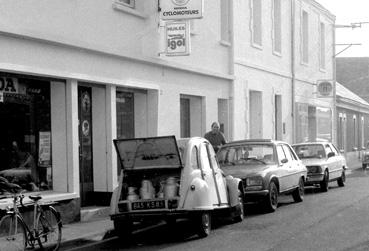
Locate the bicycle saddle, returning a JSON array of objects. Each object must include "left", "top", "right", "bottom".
[{"left": 29, "top": 195, "right": 42, "bottom": 201}]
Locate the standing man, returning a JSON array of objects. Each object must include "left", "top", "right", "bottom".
[{"left": 204, "top": 122, "right": 226, "bottom": 153}]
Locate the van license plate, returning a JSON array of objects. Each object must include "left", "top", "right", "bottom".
[{"left": 131, "top": 200, "right": 165, "bottom": 210}]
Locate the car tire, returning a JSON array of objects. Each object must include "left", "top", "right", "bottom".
[
  {"left": 320, "top": 170, "right": 329, "bottom": 192},
  {"left": 337, "top": 170, "right": 346, "bottom": 187},
  {"left": 362, "top": 164, "right": 367, "bottom": 170},
  {"left": 263, "top": 181, "right": 278, "bottom": 213},
  {"left": 292, "top": 177, "right": 304, "bottom": 202},
  {"left": 195, "top": 212, "right": 211, "bottom": 238},
  {"left": 233, "top": 189, "right": 245, "bottom": 223},
  {"left": 114, "top": 219, "right": 132, "bottom": 245}
]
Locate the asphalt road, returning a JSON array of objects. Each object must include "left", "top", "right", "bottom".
[{"left": 72, "top": 168, "right": 369, "bottom": 251}]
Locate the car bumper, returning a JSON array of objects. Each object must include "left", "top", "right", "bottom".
[
  {"left": 305, "top": 173, "right": 324, "bottom": 184},
  {"left": 243, "top": 190, "right": 269, "bottom": 202}
]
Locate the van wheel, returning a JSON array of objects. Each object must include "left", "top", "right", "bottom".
[
  {"left": 114, "top": 219, "right": 132, "bottom": 245},
  {"left": 233, "top": 190, "right": 245, "bottom": 223},
  {"left": 337, "top": 170, "right": 346, "bottom": 187},
  {"left": 194, "top": 212, "right": 211, "bottom": 238}
]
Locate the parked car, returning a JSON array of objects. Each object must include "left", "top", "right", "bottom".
[
  {"left": 217, "top": 139, "right": 307, "bottom": 213},
  {"left": 110, "top": 136, "right": 244, "bottom": 241},
  {"left": 292, "top": 142, "right": 346, "bottom": 192},
  {"left": 362, "top": 141, "right": 369, "bottom": 170}
]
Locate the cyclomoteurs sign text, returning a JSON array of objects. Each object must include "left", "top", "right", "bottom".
[{"left": 160, "top": 0, "right": 203, "bottom": 20}]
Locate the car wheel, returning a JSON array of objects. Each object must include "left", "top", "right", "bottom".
[
  {"left": 320, "top": 170, "right": 329, "bottom": 192},
  {"left": 114, "top": 219, "right": 132, "bottom": 245},
  {"left": 292, "top": 177, "right": 304, "bottom": 202},
  {"left": 263, "top": 181, "right": 278, "bottom": 213},
  {"left": 233, "top": 189, "right": 245, "bottom": 223},
  {"left": 195, "top": 212, "right": 211, "bottom": 238},
  {"left": 362, "top": 164, "right": 367, "bottom": 170},
  {"left": 337, "top": 170, "right": 346, "bottom": 187}
]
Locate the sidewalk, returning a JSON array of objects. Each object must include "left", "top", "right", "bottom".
[{"left": 59, "top": 217, "right": 114, "bottom": 250}]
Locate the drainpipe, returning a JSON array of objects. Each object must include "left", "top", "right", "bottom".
[
  {"left": 332, "top": 22, "right": 337, "bottom": 146},
  {"left": 229, "top": 0, "right": 235, "bottom": 141},
  {"left": 291, "top": 0, "right": 296, "bottom": 143}
]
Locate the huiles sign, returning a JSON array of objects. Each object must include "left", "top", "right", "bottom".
[
  {"left": 165, "top": 21, "right": 190, "bottom": 56},
  {"left": 160, "top": 0, "right": 203, "bottom": 20}
]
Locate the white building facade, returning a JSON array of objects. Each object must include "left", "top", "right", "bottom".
[
  {"left": 0, "top": 0, "right": 233, "bottom": 220},
  {"left": 231, "top": 0, "right": 335, "bottom": 144}
]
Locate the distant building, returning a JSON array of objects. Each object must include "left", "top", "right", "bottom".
[
  {"left": 336, "top": 82, "right": 369, "bottom": 163},
  {"left": 231, "top": 0, "right": 335, "bottom": 144}
]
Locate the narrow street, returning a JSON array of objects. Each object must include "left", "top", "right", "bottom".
[{"left": 69, "top": 168, "right": 369, "bottom": 251}]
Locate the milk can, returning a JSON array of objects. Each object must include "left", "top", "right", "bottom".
[
  {"left": 164, "top": 177, "right": 178, "bottom": 198},
  {"left": 140, "top": 179, "right": 154, "bottom": 199},
  {"left": 127, "top": 187, "right": 139, "bottom": 201}
]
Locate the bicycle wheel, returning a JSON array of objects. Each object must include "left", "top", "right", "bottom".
[
  {"left": 0, "top": 214, "right": 27, "bottom": 251},
  {"left": 36, "top": 206, "right": 62, "bottom": 251}
]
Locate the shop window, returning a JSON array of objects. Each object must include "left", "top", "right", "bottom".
[{"left": 0, "top": 76, "right": 52, "bottom": 195}]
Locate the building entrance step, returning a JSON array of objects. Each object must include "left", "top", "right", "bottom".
[{"left": 80, "top": 206, "right": 110, "bottom": 222}]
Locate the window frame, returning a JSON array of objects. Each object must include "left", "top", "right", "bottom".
[
  {"left": 272, "top": 0, "right": 282, "bottom": 55},
  {"left": 301, "top": 9, "right": 309, "bottom": 65},
  {"left": 250, "top": 0, "right": 263, "bottom": 48}
]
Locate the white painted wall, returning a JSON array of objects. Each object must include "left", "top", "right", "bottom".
[{"left": 0, "top": 0, "right": 230, "bottom": 76}]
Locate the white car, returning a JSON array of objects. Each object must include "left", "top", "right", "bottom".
[
  {"left": 292, "top": 142, "right": 347, "bottom": 192},
  {"left": 110, "top": 136, "right": 244, "bottom": 241}
]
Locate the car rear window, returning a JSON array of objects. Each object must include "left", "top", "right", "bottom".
[
  {"left": 217, "top": 144, "right": 276, "bottom": 165},
  {"left": 293, "top": 144, "right": 325, "bottom": 159}
]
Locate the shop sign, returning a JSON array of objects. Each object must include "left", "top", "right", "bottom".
[
  {"left": 160, "top": 0, "right": 203, "bottom": 20},
  {"left": 0, "top": 77, "right": 18, "bottom": 94},
  {"left": 317, "top": 81, "right": 333, "bottom": 97},
  {"left": 165, "top": 21, "right": 190, "bottom": 56}
]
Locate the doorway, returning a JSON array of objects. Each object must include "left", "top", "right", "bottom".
[{"left": 78, "top": 86, "right": 94, "bottom": 206}]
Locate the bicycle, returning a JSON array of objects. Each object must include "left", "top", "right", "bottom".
[{"left": 0, "top": 191, "right": 62, "bottom": 251}]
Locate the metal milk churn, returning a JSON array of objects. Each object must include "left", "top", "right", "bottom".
[
  {"left": 140, "top": 179, "right": 154, "bottom": 199},
  {"left": 164, "top": 177, "right": 178, "bottom": 199},
  {"left": 127, "top": 187, "right": 139, "bottom": 201}
]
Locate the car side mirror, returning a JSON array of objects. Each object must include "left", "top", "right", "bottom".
[
  {"left": 281, "top": 158, "right": 288, "bottom": 164},
  {"left": 327, "top": 152, "right": 335, "bottom": 158}
]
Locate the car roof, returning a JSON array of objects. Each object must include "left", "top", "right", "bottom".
[
  {"left": 222, "top": 139, "right": 288, "bottom": 147},
  {"left": 292, "top": 142, "right": 331, "bottom": 146}
]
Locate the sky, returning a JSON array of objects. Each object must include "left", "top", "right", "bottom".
[{"left": 316, "top": 0, "right": 369, "bottom": 57}]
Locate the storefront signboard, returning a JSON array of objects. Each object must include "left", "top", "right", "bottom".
[
  {"left": 317, "top": 81, "right": 333, "bottom": 97},
  {"left": 160, "top": 0, "right": 203, "bottom": 20},
  {"left": 0, "top": 77, "right": 18, "bottom": 93},
  {"left": 39, "top": 131, "right": 51, "bottom": 167},
  {"left": 165, "top": 21, "right": 190, "bottom": 56}
]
